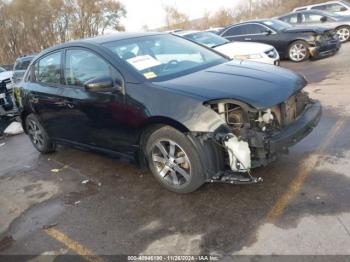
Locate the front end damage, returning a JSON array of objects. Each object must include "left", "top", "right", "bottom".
[{"left": 199, "top": 90, "right": 322, "bottom": 184}]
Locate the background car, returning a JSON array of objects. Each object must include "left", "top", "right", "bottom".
[
  {"left": 293, "top": 1, "right": 350, "bottom": 16},
  {"left": 278, "top": 10, "right": 350, "bottom": 42},
  {"left": 0, "top": 69, "right": 13, "bottom": 111},
  {"left": 175, "top": 30, "right": 280, "bottom": 65},
  {"left": 11, "top": 54, "right": 36, "bottom": 85},
  {"left": 220, "top": 19, "right": 341, "bottom": 62},
  {"left": 205, "top": 27, "right": 224, "bottom": 34},
  {"left": 17, "top": 33, "right": 321, "bottom": 193}
]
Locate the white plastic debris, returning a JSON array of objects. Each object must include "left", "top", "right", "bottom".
[
  {"left": 4, "top": 122, "right": 24, "bottom": 135},
  {"left": 224, "top": 136, "right": 251, "bottom": 172},
  {"left": 81, "top": 179, "right": 90, "bottom": 184}
]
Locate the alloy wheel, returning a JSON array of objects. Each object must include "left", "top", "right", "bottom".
[
  {"left": 27, "top": 119, "right": 45, "bottom": 148},
  {"left": 289, "top": 43, "right": 307, "bottom": 62},
  {"left": 337, "top": 27, "right": 350, "bottom": 42},
  {"left": 151, "top": 139, "right": 191, "bottom": 187}
]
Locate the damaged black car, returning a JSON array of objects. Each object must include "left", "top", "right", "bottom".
[{"left": 16, "top": 33, "right": 321, "bottom": 193}]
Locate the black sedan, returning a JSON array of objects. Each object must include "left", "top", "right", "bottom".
[
  {"left": 220, "top": 19, "right": 341, "bottom": 62},
  {"left": 278, "top": 10, "right": 350, "bottom": 43},
  {"left": 17, "top": 33, "right": 321, "bottom": 193}
]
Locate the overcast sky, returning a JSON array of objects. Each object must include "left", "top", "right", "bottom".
[{"left": 119, "top": 0, "right": 242, "bottom": 31}]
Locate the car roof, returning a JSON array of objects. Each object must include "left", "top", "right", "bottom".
[
  {"left": 293, "top": 0, "right": 347, "bottom": 10},
  {"left": 15, "top": 54, "right": 36, "bottom": 61},
  {"left": 280, "top": 9, "right": 333, "bottom": 17},
  {"left": 78, "top": 32, "right": 165, "bottom": 44},
  {"left": 224, "top": 19, "right": 277, "bottom": 28}
]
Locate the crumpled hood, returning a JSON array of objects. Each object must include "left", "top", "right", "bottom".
[
  {"left": 283, "top": 26, "right": 330, "bottom": 34},
  {"left": 154, "top": 60, "right": 306, "bottom": 109}
]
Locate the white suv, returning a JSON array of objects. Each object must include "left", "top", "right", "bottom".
[{"left": 293, "top": 1, "right": 350, "bottom": 16}]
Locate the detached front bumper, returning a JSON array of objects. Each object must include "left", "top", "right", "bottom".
[
  {"left": 309, "top": 40, "right": 341, "bottom": 59},
  {"left": 269, "top": 100, "right": 322, "bottom": 154}
]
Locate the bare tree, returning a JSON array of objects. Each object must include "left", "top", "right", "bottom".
[
  {"left": 0, "top": 0, "right": 125, "bottom": 65},
  {"left": 164, "top": 5, "right": 189, "bottom": 30}
]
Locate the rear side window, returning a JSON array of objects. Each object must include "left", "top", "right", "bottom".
[
  {"left": 280, "top": 14, "right": 299, "bottom": 24},
  {"left": 301, "top": 13, "right": 324, "bottom": 23},
  {"left": 222, "top": 25, "right": 245, "bottom": 37},
  {"left": 64, "top": 49, "right": 112, "bottom": 87},
  {"left": 14, "top": 58, "right": 32, "bottom": 71},
  {"left": 34, "top": 52, "right": 62, "bottom": 84}
]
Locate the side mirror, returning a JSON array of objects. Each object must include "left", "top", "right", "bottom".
[
  {"left": 84, "top": 76, "right": 122, "bottom": 93},
  {"left": 320, "top": 16, "right": 327, "bottom": 23}
]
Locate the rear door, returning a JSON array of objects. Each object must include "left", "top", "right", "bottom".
[{"left": 25, "top": 51, "right": 67, "bottom": 137}]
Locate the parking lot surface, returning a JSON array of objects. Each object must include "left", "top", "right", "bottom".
[{"left": 1, "top": 44, "right": 350, "bottom": 260}]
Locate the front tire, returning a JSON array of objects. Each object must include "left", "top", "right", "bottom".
[
  {"left": 145, "top": 126, "right": 206, "bottom": 193},
  {"left": 336, "top": 26, "right": 350, "bottom": 43},
  {"left": 288, "top": 41, "right": 310, "bottom": 62},
  {"left": 25, "top": 114, "right": 56, "bottom": 154}
]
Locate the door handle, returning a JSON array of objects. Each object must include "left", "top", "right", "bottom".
[{"left": 244, "top": 38, "right": 252, "bottom": 41}]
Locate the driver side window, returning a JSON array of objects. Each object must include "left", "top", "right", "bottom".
[{"left": 65, "top": 49, "right": 112, "bottom": 87}]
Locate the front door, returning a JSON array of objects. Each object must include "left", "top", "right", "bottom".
[{"left": 60, "top": 48, "right": 131, "bottom": 153}]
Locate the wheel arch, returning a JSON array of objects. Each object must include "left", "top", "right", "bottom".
[
  {"left": 136, "top": 116, "right": 190, "bottom": 168},
  {"left": 20, "top": 110, "right": 30, "bottom": 134}
]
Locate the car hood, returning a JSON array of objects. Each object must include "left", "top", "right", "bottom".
[
  {"left": 153, "top": 60, "right": 306, "bottom": 109},
  {"left": 214, "top": 41, "right": 274, "bottom": 56},
  {"left": 283, "top": 26, "right": 330, "bottom": 34}
]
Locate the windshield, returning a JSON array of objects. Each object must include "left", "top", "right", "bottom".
[
  {"left": 103, "top": 34, "right": 226, "bottom": 81},
  {"left": 0, "top": 67, "right": 6, "bottom": 73},
  {"left": 263, "top": 20, "right": 291, "bottom": 31},
  {"left": 184, "top": 32, "right": 229, "bottom": 48}
]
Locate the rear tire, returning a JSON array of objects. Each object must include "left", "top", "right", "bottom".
[
  {"left": 288, "top": 41, "right": 310, "bottom": 62},
  {"left": 25, "top": 114, "right": 56, "bottom": 154},
  {"left": 145, "top": 126, "right": 206, "bottom": 193},
  {"left": 336, "top": 26, "right": 350, "bottom": 43}
]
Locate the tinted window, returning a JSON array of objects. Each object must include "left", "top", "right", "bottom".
[
  {"left": 280, "top": 14, "right": 299, "bottom": 24},
  {"left": 242, "top": 24, "right": 267, "bottom": 34},
  {"left": 65, "top": 49, "right": 112, "bottom": 87},
  {"left": 222, "top": 25, "right": 245, "bottom": 36},
  {"left": 301, "top": 13, "right": 324, "bottom": 23},
  {"left": 311, "top": 3, "right": 346, "bottom": 12},
  {"left": 34, "top": 52, "right": 61, "bottom": 84}
]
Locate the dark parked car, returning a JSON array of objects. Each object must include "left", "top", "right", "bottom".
[
  {"left": 220, "top": 19, "right": 341, "bottom": 62},
  {"left": 12, "top": 54, "right": 36, "bottom": 85},
  {"left": 17, "top": 33, "right": 321, "bottom": 193},
  {"left": 278, "top": 10, "right": 350, "bottom": 42}
]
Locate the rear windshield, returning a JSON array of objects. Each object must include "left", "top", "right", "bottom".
[{"left": 14, "top": 58, "right": 33, "bottom": 70}]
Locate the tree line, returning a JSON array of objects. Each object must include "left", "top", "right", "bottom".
[{"left": 0, "top": 0, "right": 125, "bottom": 65}]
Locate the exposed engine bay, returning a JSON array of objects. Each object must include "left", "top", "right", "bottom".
[{"left": 207, "top": 91, "right": 313, "bottom": 179}]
